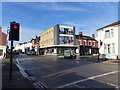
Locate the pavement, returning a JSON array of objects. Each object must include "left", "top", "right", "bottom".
[{"left": 2, "top": 58, "right": 42, "bottom": 89}]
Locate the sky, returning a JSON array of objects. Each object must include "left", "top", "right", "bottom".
[{"left": 1, "top": 2, "right": 118, "bottom": 46}]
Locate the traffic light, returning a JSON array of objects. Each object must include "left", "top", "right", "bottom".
[{"left": 9, "top": 21, "right": 20, "bottom": 41}]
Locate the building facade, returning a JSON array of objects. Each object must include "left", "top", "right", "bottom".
[
  {"left": 96, "top": 21, "right": 120, "bottom": 59},
  {"left": 15, "top": 41, "right": 33, "bottom": 53},
  {"left": 31, "top": 36, "right": 40, "bottom": 54},
  {"left": 40, "top": 24, "right": 78, "bottom": 55},
  {"left": 75, "top": 32, "right": 98, "bottom": 55},
  {"left": 0, "top": 26, "right": 7, "bottom": 59}
]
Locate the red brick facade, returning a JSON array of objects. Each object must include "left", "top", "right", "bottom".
[
  {"left": 75, "top": 33, "right": 98, "bottom": 48},
  {"left": 0, "top": 26, "right": 7, "bottom": 46},
  {"left": 2, "top": 32, "right": 7, "bottom": 45},
  {"left": 76, "top": 39, "right": 98, "bottom": 48}
]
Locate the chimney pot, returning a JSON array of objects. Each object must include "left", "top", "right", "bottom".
[
  {"left": 92, "top": 34, "right": 95, "bottom": 38},
  {"left": 79, "top": 32, "right": 82, "bottom": 35}
]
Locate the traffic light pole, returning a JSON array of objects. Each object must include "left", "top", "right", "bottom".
[{"left": 9, "top": 40, "right": 13, "bottom": 80}]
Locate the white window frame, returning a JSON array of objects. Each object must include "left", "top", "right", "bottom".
[
  {"left": 111, "top": 29, "right": 114, "bottom": 37},
  {"left": 105, "top": 30, "right": 110, "bottom": 38}
]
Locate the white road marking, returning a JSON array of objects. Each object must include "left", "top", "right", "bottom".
[
  {"left": 16, "top": 59, "right": 20, "bottom": 64},
  {"left": 74, "top": 84, "right": 88, "bottom": 88},
  {"left": 96, "top": 80, "right": 119, "bottom": 89},
  {"left": 57, "top": 70, "right": 119, "bottom": 88},
  {"left": 102, "top": 61, "right": 118, "bottom": 64}
]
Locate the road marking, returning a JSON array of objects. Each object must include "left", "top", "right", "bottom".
[
  {"left": 57, "top": 70, "right": 119, "bottom": 88},
  {"left": 102, "top": 61, "right": 118, "bottom": 64},
  {"left": 95, "top": 80, "right": 119, "bottom": 89},
  {"left": 74, "top": 84, "right": 89, "bottom": 88},
  {"left": 16, "top": 59, "right": 20, "bottom": 64}
]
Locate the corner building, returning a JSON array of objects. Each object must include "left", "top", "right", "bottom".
[{"left": 40, "top": 24, "right": 77, "bottom": 55}]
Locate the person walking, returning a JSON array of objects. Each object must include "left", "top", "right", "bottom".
[{"left": 3, "top": 52, "right": 6, "bottom": 60}]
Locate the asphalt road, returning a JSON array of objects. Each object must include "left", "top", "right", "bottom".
[{"left": 15, "top": 54, "right": 119, "bottom": 89}]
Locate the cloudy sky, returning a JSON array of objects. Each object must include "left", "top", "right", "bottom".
[{"left": 1, "top": 2, "right": 118, "bottom": 45}]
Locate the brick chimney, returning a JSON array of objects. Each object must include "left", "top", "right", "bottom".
[
  {"left": 92, "top": 34, "right": 95, "bottom": 38},
  {"left": 79, "top": 32, "right": 83, "bottom": 37}
]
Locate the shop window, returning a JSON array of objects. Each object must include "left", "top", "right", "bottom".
[{"left": 0, "top": 49, "right": 3, "bottom": 56}]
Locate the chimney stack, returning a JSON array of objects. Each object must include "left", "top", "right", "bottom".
[
  {"left": 92, "top": 34, "right": 95, "bottom": 38},
  {"left": 79, "top": 32, "right": 83, "bottom": 37}
]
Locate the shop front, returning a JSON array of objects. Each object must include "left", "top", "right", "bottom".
[{"left": 40, "top": 45, "right": 78, "bottom": 56}]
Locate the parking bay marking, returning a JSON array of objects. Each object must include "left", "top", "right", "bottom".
[{"left": 57, "top": 70, "right": 119, "bottom": 88}]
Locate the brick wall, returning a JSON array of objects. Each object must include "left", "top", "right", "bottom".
[
  {"left": 76, "top": 38, "right": 98, "bottom": 48},
  {"left": 2, "top": 32, "right": 7, "bottom": 45},
  {"left": 0, "top": 27, "right": 2, "bottom": 45}
]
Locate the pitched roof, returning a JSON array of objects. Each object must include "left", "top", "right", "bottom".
[
  {"left": 96, "top": 21, "right": 120, "bottom": 31},
  {"left": 75, "top": 35, "right": 96, "bottom": 41}
]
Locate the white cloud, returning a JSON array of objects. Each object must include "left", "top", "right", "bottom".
[{"left": 16, "top": 2, "right": 92, "bottom": 12}]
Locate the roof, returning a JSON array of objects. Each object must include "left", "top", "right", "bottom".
[
  {"left": 75, "top": 35, "right": 97, "bottom": 41},
  {"left": 96, "top": 21, "right": 120, "bottom": 31}
]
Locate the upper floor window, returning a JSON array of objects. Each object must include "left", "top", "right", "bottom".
[
  {"left": 59, "top": 27, "right": 74, "bottom": 35},
  {"left": 93, "top": 42, "right": 95, "bottom": 46},
  {"left": 105, "top": 30, "right": 110, "bottom": 38},
  {"left": 64, "top": 28, "right": 69, "bottom": 34},
  {"left": 79, "top": 40, "right": 82, "bottom": 45},
  {"left": 111, "top": 29, "right": 114, "bottom": 37},
  {"left": 84, "top": 40, "right": 87, "bottom": 45},
  {"left": 89, "top": 42, "right": 92, "bottom": 46}
]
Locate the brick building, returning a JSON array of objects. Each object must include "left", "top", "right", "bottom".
[
  {"left": 75, "top": 32, "right": 98, "bottom": 55},
  {"left": 0, "top": 26, "right": 7, "bottom": 59},
  {"left": 32, "top": 36, "right": 40, "bottom": 54}
]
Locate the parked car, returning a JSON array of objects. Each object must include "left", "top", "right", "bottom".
[{"left": 64, "top": 50, "right": 76, "bottom": 59}]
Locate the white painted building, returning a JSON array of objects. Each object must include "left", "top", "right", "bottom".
[
  {"left": 14, "top": 41, "right": 32, "bottom": 53},
  {"left": 96, "top": 21, "right": 120, "bottom": 59}
]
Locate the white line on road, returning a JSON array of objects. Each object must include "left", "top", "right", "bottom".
[
  {"left": 16, "top": 59, "right": 20, "bottom": 64},
  {"left": 97, "top": 80, "right": 119, "bottom": 89},
  {"left": 57, "top": 70, "right": 119, "bottom": 88}
]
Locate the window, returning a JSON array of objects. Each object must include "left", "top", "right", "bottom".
[
  {"left": 108, "top": 44, "right": 110, "bottom": 53},
  {"left": 112, "top": 43, "right": 115, "bottom": 53},
  {"left": 105, "top": 30, "right": 110, "bottom": 38},
  {"left": 92, "top": 41, "right": 95, "bottom": 46},
  {"left": 0, "top": 49, "right": 3, "bottom": 56},
  {"left": 79, "top": 40, "right": 82, "bottom": 45},
  {"left": 89, "top": 42, "right": 91, "bottom": 45},
  {"left": 111, "top": 29, "right": 114, "bottom": 37},
  {"left": 64, "top": 28, "right": 69, "bottom": 34},
  {"left": 84, "top": 40, "right": 87, "bottom": 45}
]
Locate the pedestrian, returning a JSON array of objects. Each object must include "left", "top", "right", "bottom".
[{"left": 3, "top": 52, "right": 6, "bottom": 60}]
